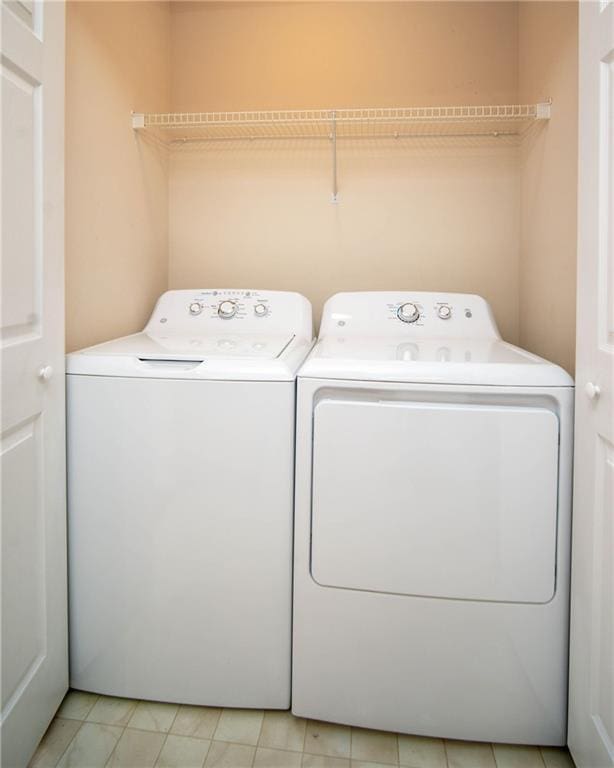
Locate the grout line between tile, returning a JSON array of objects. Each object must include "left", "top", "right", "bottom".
[
  {"left": 251, "top": 712, "right": 264, "bottom": 767},
  {"left": 256, "top": 711, "right": 264, "bottom": 746},
  {"left": 85, "top": 694, "right": 101, "bottom": 719},
  {"left": 49, "top": 719, "right": 85, "bottom": 768},
  {"left": 151, "top": 730, "right": 169, "bottom": 768},
  {"left": 200, "top": 737, "right": 212, "bottom": 768},
  {"left": 492, "top": 742, "right": 499, "bottom": 768},
  {"left": 104, "top": 723, "right": 129, "bottom": 767},
  {"left": 443, "top": 738, "right": 450, "bottom": 768},
  {"left": 165, "top": 704, "right": 181, "bottom": 740},
  {"left": 253, "top": 743, "right": 310, "bottom": 756}
]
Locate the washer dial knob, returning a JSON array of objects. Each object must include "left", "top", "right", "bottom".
[
  {"left": 218, "top": 300, "right": 237, "bottom": 319},
  {"left": 254, "top": 303, "right": 268, "bottom": 317},
  {"left": 437, "top": 305, "right": 452, "bottom": 320},
  {"left": 189, "top": 302, "right": 203, "bottom": 316},
  {"left": 397, "top": 302, "right": 420, "bottom": 323}
]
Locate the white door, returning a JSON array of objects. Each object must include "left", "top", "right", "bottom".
[
  {"left": 311, "top": 397, "right": 559, "bottom": 603},
  {"left": 1, "top": 2, "right": 67, "bottom": 766},
  {"left": 568, "top": 2, "right": 614, "bottom": 767}
]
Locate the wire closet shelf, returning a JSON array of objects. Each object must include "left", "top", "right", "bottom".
[{"left": 132, "top": 103, "right": 552, "bottom": 143}]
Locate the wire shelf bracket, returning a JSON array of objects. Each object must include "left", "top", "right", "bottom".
[
  {"left": 330, "top": 110, "right": 338, "bottom": 204},
  {"left": 132, "top": 102, "right": 552, "bottom": 203}
]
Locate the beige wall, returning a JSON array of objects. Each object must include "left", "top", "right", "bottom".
[
  {"left": 170, "top": 140, "right": 521, "bottom": 340},
  {"left": 65, "top": 1, "right": 170, "bottom": 352},
  {"left": 168, "top": 2, "right": 523, "bottom": 340},
  {"left": 518, "top": 2, "right": 578, "bottom": 374},
  {"left": 171, "top": 2, "right": 518, "bottom": 112},
  {"left": 65, "top": 1, "right": 578, "bottom": 368}
]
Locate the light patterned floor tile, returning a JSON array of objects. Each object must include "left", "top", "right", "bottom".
[
  {"left": 398, "top": 735, "right": 446, "bottom": 768},
  {"left": 445, "top": 740, "right": 496, "bottom": 768},
  {"left": 352, "top": 762, "right": 399, "bottom": 768},
  {"left": 254, "top": 746, "right": 303, "bottom": 768},
  {"left": 55, "top": 722, "right": 122, "bottom": 768},
  {"left": 29, "top": 697, "right": 578, "bottom": 768},
  {"left": 304, "top": 721, "right": 351, "bottom": 759},
  {"left": 155, "top": 734, "right": 211, "bottom": 768},
  {"left": 87, "top": 696, "right": 138, "bottom": 727},
  {"left": 28, "top": 718, "right": 82, "bottom": 768},
  {"left": 107, "top": 728, "right": 166, "bottom": 768},
  {"left": 171, "top": 705, "right": 222, "bottom": 739},
  {"left": 214, "top": 709, "right": 264, "bottom": 745},
  {"left": 493, "top": 744, "right": 546, "bottom": 768},
  {"left": 302, "top": 755, "right": 351, "bottom": 768},
  {"left": 204, "top": 741, "right": 256, "bottom": 768},
  {"left": 128, "top": 701, "right": 180, "bottom": 733},
  {"left": 540, "top": 747, "right": 576, "bottom": 768},
  {"left": 259, "top": 711, "right": 307, "bottom": 752},
  {"left": 351, "top": 729, "right": 398, "bottom": 765},
  {"left": 56, "top": 691, "right": 99, "bottom": 721}
]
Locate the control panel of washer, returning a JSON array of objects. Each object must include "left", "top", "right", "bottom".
[
  {"left": 145, "top": 289, "right": 313, "bottom": 337},
  {"left": 184, "top": 289, "right": 273, "bottom": 321},
  {"left": 318, "top": 291, "right": 501, "bottom": 339}
]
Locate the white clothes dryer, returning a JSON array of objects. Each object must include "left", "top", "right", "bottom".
[
  {"left": 292, "top": 291, "right": 573, "bottom": 745},
  {"left": 67, "top": 289, "right": 312, "bottom": 708}
]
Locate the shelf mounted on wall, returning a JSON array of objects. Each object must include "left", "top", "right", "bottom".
[{"left": 132, "top": 102, "right": 552, "bottom": 203}]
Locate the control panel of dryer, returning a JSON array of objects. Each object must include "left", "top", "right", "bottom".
[
  {"left": 145, "top": 289, "right": 313, "bottom": 337},
  {"left": 318, "top": 292, "right": 501, "bottom": 339}
]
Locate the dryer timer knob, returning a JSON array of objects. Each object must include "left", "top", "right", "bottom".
[
  {"left": 397, "top": 302, "right": 420, "bottom": 323},
  {"left": 218, "top": 300, "right": 237, "bottom": 319}
]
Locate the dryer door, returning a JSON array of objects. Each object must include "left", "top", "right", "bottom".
[{"left": 311, "top": 398, "right": 559, "bottom": 603}]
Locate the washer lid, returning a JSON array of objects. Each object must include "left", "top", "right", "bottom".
[
  {"left": 299, "top": 336, "right": 574, "bottom": 387},
  {"left": 77, "top": 331, "right": 295, "bottom": 360},
  {"left": 66, "top": 331, "right": 310, "bottom": 381}
]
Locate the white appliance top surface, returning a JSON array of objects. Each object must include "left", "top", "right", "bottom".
[
  {"left": 301, "top": 292, "right": 573, "bottom": 387},
  {"left": 67, "top": 289, "right": 313, "bottom": 380},
  {"left": 75, "top": 331, "right": 295, "bottom": 361}
]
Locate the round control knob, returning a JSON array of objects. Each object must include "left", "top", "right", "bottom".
[
  {"left": 189, "top": 302, "right": 203, "bottom": 316},
  {"left": 254, "top": 303, "right": 268, "bottom": 317},
  {"left": 437, "top": 305, "right": 452, "bottom": 320},
  {"left": 397, "top": 302, "right": 420, "bottom": 323},
  {"left": 218, "top": 300, "right": 237, "bottom": 319}
]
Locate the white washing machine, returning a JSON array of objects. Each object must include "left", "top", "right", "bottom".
[
  {"left": 67, "top": 289, "right": 312, "bottom": 708},
  {"left": 292, "top": 291, "right": 573, "bottom": 745}
]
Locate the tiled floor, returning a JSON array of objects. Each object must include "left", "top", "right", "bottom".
[{"left": 29, "top": 690, "right": 576, "bottom": 768}]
